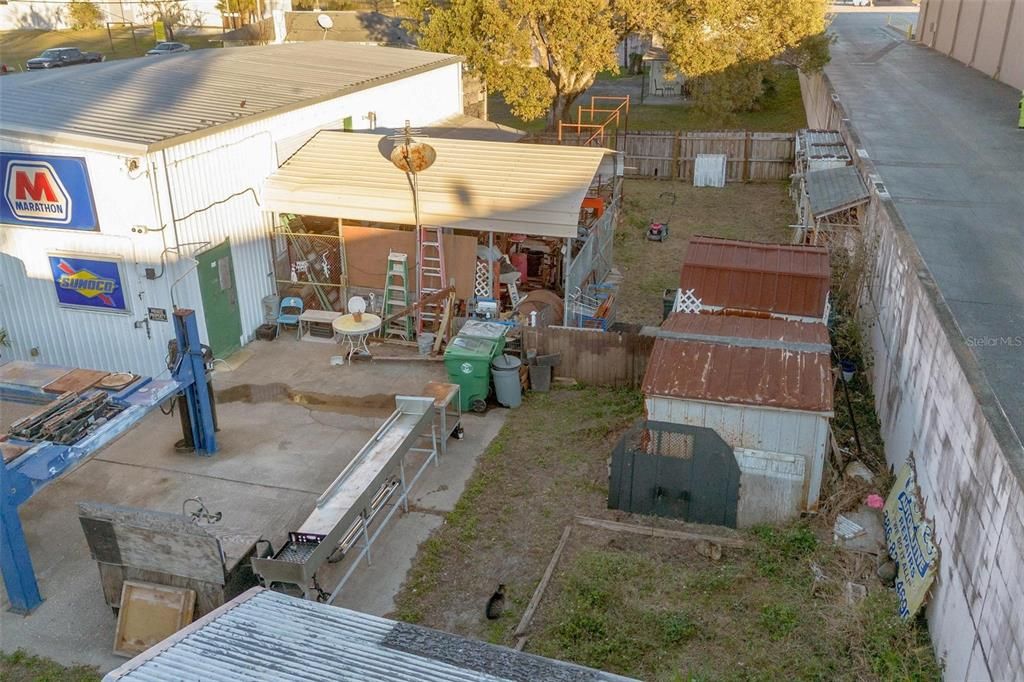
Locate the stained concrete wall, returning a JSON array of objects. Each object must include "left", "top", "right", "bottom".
[
  {"left": 801, "top": 70, "right": 1024, "bottom": 681},
  {"left": 917, "top": 0, "right": 1024, "bottom": 90}
]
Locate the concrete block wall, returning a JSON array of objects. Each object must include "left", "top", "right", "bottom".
[
  {"left": 863, "top": 194, "right": 1024, "bottom": 680},
  {"left": 800, "top": 69, "right": 1024, "bottom": 681}
]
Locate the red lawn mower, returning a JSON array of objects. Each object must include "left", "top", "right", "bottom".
[{"left": 646, "top": 192, "right": 677, "bottom": 241}]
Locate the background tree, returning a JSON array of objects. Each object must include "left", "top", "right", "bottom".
[
  {"left": 664, "top": 0, "right": 830, "bottom": 118},
  {"left": 407, "top": 0, "right": 665, "bottom": 127},
  {"left": 137, "top": 0, "right": 201, "bottom": 40},
  {"left": 407, "top": 0, "right": 829, "bottom": 126},
  {"left": 216, "top": 0, "right": 259, "bottom": 27},
  {"left": 65, "top": 0, "right": 104, "bottom": 30}
]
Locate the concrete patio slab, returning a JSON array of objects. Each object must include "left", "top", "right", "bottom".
[{"left": 0, "top": 337, "right": 507, "bottom": 673}]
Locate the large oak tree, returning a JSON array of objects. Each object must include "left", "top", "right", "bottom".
[{"left": 406, "top": 0, "right": 828, "bottom": 127}]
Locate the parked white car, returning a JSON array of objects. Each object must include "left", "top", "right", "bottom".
[{"left": 146, "top": 42, "right": 191, "bottom": 56}]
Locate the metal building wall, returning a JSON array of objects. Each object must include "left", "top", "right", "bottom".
[
  {"left": 153, "top": 62, "right": 465, "bottom": 350},
  {"left": 0, "top": 138, "right": 175, "bottom": 377},
  {"left": 917, "top": 0, "right": 1024, "bottom": 90},
  {"left": 645, "top": 396, "right": 829, "bottom": 511},
  {"left": 2, "top": 62, "right": 464, "bottom": 375}
]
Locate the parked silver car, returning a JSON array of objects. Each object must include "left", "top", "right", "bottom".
[{"left": 146, "top": 42, "right": 191, "bottom": 56}]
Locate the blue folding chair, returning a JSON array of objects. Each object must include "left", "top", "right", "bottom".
[{"left": 278, "top": 296, "right": 304, "bottom": 340}]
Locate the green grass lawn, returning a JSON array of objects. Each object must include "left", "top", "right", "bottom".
[
  {"left": 626, "top": 69, "right": 808, "bottom": 132},
  {"left": 0, "top": 27, "right": 215, "bottom": 70},
  {"left": 392, "top": 385, "right": 941, "bottom": 681},
  {"left": 490, "top": 68, "right": 807, "bottom": 133},
  {"left": 531, "top": 525, "right": 941, "bottom": 681},
  {"left": 1, "top": 650, "right": 100, "bottom": 682}
]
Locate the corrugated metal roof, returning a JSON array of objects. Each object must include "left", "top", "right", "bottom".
[
  {"left": 806, "top": 166, "right": 869, "bottom": 217},
  {"left": 800, "top": 130, "right": 852, "bottom": 161},
  {"left": 680, "top": 237, "right": 831, "bottom": 319},
  {"left": 642, "top": 314, "right": 834, "bottom": 413},
  {"left": 0, "top": 43, "right": 460, "bottom": 151},
  {"left": 105, "top": 588, "right": 634, "bottom": 682},
  {"left": 263, "top": 131, "right": 608, "bottom": 238},
  {"left": 419, "top": 114, "right": 526, "bottom": 143}
]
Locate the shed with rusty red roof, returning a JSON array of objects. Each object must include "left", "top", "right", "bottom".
[
  {"left": 679, "top": 237, "right": 830, "bottom": 322},
  {"left": 642, "top": 313, "right": 834, "bottom": 526}
]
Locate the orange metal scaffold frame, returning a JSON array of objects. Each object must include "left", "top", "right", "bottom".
[{"left": 558, "top": 95, "right": 630, "bottom": 146}]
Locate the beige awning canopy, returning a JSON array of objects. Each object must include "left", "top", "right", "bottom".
[{"left": 263, "top": 131, "right": 611, "bottom": 239}]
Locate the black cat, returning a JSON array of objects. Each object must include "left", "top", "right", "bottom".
[{"left": 485, "top": 584, "right": 506, "bottom": 620}]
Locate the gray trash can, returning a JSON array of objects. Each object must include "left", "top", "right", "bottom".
[
  {"left": 491, "top": 354, "right": 522, "bottom": 408},
  {"left": 263, "top": 294, "right": 280, "bottom": 324}
]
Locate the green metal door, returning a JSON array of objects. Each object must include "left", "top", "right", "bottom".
[{"left": 197, "top": 240, "right": 243, "bottom": 359}]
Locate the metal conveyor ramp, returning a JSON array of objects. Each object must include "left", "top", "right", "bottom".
[{"left": 251, "top": 395, "right": 437, "bottom": 600}]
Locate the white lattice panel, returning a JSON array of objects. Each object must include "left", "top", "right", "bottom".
[
  {"left": 673, "top": 288, "right": 703, "bottom": 314},
  {"left": 474, "top": 260, "right": 490, "bottom": 298}
]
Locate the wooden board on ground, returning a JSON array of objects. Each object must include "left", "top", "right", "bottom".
[
  {"left": 574, "top": 515, "right": 749, "bottom": 548},
  {"left": 514, "top": 525, "right": 572, "bottom": 640},
  {"left": 43, "top": 368, "right": 109, "bottom": 394},
  {"left": 113, "top": 581, "right": 196, "bottom": 657}
]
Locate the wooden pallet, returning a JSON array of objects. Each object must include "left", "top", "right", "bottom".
[
  {"left": 113, "top": 581, "right": 196, "bottom": 657},
  {"left": 43, "top": 368, "right": 109, "bottom": 394}
]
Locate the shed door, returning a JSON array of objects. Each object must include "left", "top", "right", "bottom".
[
  {"left": 197, "top": 240, "right": 243, "bottom": 359},
  {"left": 609, "top": 424, "right": 741, "bottom": 528}
]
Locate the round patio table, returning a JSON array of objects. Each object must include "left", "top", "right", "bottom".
[{"left": 332, "top": 313, "right": 382, "bottom": 363}]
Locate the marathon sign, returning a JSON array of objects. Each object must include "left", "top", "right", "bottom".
[
  {"left": 49, "top": 255, "right": 128, "bottom": 312},
  {"left": 1, "top": 153, "right": 99, "bottom": 230}
]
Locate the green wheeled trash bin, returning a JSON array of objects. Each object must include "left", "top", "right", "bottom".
[{"left": 444, "top": 335, "right": 500, "bottom": 413}]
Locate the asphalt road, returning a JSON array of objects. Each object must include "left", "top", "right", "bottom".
[{"left": 827, "top": 13, "right": 1024, "bottom": 443}]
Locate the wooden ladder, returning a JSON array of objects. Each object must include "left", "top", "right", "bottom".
[
  {"left": 382, "top": 252, "right": 412, "bottom": 340},
  {"left": 416, "top": 225, "right": 447, "bottom": 334}
]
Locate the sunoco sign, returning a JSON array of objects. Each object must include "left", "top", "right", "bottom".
[{"left": 1, "top": 153, "right": 99, "bottom": 230}]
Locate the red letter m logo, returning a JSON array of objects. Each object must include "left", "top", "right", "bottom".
[{"left": 15, "top": 170, "right": 58, "bottom": 202}]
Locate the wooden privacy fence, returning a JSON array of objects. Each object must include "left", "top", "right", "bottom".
[
  {"left": 523, "top": 130, "right": 796, "bottom": 182},
  {"left": 526, "top": 326, "right": 654, "bottom": 388}
]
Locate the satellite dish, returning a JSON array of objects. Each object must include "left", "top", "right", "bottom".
[
  {"left": 390, "top": 140, "right": 437, "bottom": 173},
  {"left": 316, "top": 13, "right": 334, "bottom": 30}
]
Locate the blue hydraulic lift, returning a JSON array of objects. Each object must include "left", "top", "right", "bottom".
[{"left": 0, "top": 309, "right": 218, "bottom": 613}]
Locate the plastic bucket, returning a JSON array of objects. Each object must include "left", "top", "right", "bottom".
[
  {"left": 491, "top": 354, "right": 522, "bottom": 408},
  {"left": 418, "top": 333, "right": 436, "bottom": 355}
]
